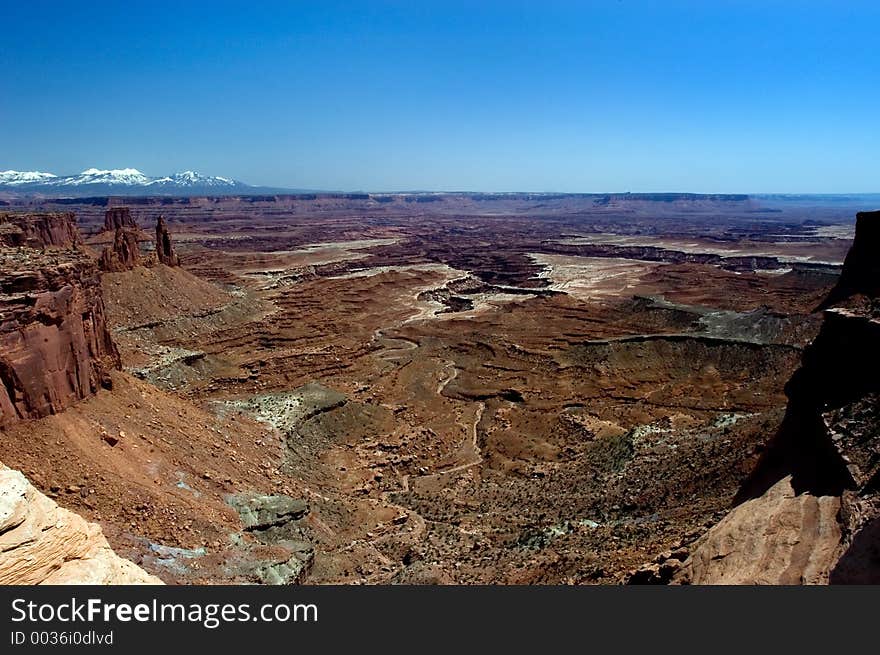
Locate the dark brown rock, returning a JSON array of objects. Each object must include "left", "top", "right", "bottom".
[
  {"left": 818, "top": 210, "right": 880, "bottom": 310},
  {"left": 98, "top": 227, "right": 141, "bottom": 272},
  {"left": 625, "top": 559, "right": 681, "bottom": 585},
  {"left": 155, "top": 216, "right": 179, "bottom": 267},
  {"left": 103, "top": 207, "right": 138, "bottom": 232}
]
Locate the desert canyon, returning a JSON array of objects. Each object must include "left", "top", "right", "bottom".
[{"left": 0, "top": 193, "right": 876, "bottom": 584}]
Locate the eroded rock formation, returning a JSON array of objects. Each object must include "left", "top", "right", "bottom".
[
  {"left": 674, "top": 476, "right": 842, "bottom": 584},
  {"left": 670, "top": 210, "right": 880, "bottom": 584},
  {"left": 226, "top": 493, "right": 314, "bottom": 584},
  {"left": 99, "top": 226, "right": 141, "bottom": 272},
  {"left": 0, "top": 214, "right": 119, "bottom": 426},
  {"left": 103, "top": 206, "right": 138, "bottom": 232},
  {"left": 0, "top": 464, "right": 161, "bottom": 584},
  {"left": 0, "top": 212, "right": 82, "bottom": 249},
  {"left": 155, "top": 215, "right": 179, "bottom": 267}
]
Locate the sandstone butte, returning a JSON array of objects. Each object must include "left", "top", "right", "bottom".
[{"left": 97, "top": 208, "right": 180, "bottom": 272}]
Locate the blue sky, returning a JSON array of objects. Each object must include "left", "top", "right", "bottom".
[{"left": 1, "top": 1, "right": 878, "bottom": 192}]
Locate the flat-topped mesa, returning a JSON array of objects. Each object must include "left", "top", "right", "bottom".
[
  {"left": 155, "top": 215, "right": 179, "bottom": 267},
  {"left": 103, "top": 207, "right": 138, "bottom": 232},
  {"left": 0, "top": 212, "right": 82, "bottom": 249},
  {"left": 818, "top": 210, "right": 880, "bottom": 309},
  {"left": 98, "top": 227, "right": 141, "bottom": 272}
]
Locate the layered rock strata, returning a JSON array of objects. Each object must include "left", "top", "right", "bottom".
[
  {"left": 0, "top": 213, "right": 119, "bottom": 426},
  {"left": 103, "top": 207, "right": 138, "bottom": 232},
  {"left": 0, "top": 464, "right": 161, "bottom": 584},
  {"left": 0, "top": 212, "right": 82, "bottom": 249}
]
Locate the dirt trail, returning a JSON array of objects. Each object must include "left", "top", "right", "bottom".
[
  {"left": 436, "top": 361, "right": 459, "bottom": 395},
  {"left": 435, "top": 402, "right": 485, "bottom": 475},
  {"left": 372, "top": 328, "right": 420, "bottom": 362}
]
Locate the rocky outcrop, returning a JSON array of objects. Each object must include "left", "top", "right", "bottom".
[
  {"left": 103, "top": 206, "right": 138, "bottom": 232},
  {"left": 668, "top": 210, "right": 880, "bottom": 584},
  {"left": 818, "top": 210, "right": 880, "bottom": 309},
  {"left": 0, "top": 464, "right": 161, "bottom": 584},
  {"left": 155, "top": 216, "right": 179, "bottom": 266},
  {"left": 98, "top": 227, "right": 141, "bottom": 272},
  {"left": 228, "top": 494, "right": 309, "bottom": 531},
  {"left": 0, "top": 242, "right": 120, "bottom": 427},
  {"left": 675, "top": 477, "right": 842, "bottom": 584},
  {"left": 0, "top": 212, "right": 82, "bottom": 249},
  {"left": 226, "top": 493, "right": 314, "bottom": 584}
]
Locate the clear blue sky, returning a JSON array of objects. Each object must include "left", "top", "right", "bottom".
[{"left": 2, "top": 1, "right": 878, "bottom": 192}]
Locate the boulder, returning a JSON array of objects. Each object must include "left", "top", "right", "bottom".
[
  {"left": 674, "top": 476, "right": 842, "bottom": 584},
  {"left": 227, "top": 493, "right": 309, "bottom": 531}
]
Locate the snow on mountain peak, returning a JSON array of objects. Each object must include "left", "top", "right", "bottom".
[
  {"left": 171, "top": 170, "right": 202, "bottom": 181},
  {"left": 152, "top": 171, "right": 238, "bottom": 187},
  {"left": 66, "top": 168, "right": 151, "bottom": 185},
  {"left": 0, "top": 170, "right": 58, "bottom": 185},
  {"left": 80, "top": 167, "right": 143, "bottom": 175},
  {"left": 0, "top": 167, "right": 248, "bottom": 194}
]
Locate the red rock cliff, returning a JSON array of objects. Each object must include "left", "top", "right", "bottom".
[
  {"left": 103, "top": 207, "right": 138, "bottom": 232},
  {"left": 0, "top": 214, "right": 120, "bottom": 427},
  {"left": 0, "top": 212, "right": 83, "bottom": 249}
]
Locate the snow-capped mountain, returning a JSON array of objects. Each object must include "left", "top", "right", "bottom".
[
  {"left": 53, "top": 168, "right": 153, "bottom": 187},
  {"left": 0, "top": 168, "right": 263, "bottom": 196},
  {"left": 146, "top": 171, "right": 239, "bottom": 189},
  {"left": 0, "top": 170, "right": 58, "bottom": 185}
]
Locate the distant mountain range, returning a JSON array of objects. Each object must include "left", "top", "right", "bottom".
[
  {"left": 3, "top": 169, "right": 878, "bottom": 201},
  {"left": 0, "top": 168, "right": 293, "bottom": 196}
]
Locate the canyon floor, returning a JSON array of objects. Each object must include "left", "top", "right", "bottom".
[{"left": 0, "top": 194, "right": 861, "bottom": 583}]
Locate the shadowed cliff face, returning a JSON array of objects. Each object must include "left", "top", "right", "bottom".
[
  {"left": 818, "top": 210, "right": 880, "bottom": 310},
  {"left": 671, "top": 210, "right": 880, "bottom": 585},
  {"left": 740, "top": 210, "right": 880, "bottom": 500},
  {"left": 736, "top": 309, "right": 878, "bottom": 501},
  {"left": 0, "top": 213, "right": 119, "bottom": 426}
]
